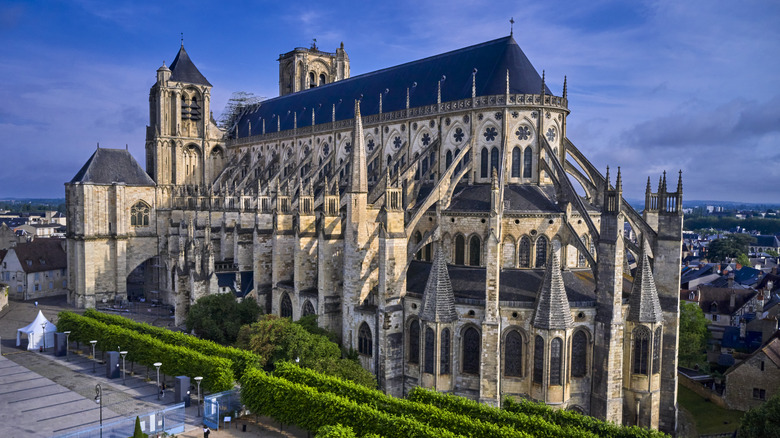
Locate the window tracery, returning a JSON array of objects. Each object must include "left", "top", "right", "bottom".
[
  {"left": 130, "top": 201, "right": 150, "bottom": 227},
  {"left": 358, "top": 322, "right": 372, "bottom": 356},
  {"left": 424, "top": 327, "right": 435, "bottom": 374},
  {"left": 633, "top": 326, "right": 650, "bottom": 375},
  {"left": 440, "top": 328, "right": 451, "bottom": 374},
  {"left": 550, "top": 337, "right": 563, "bottom": 385},
  {"left": 536, "top": 236, "right": 548, "bottom": 267},
  {"left": 505, "top": 330, "right": 523, "bottom": 377},
  {"left": 572, "top": 330, "right": 588, "bottom": 377},
  {"left": 533, "top": 335, "right": 544, "bottom": 383},
  {"left": 409, "top": 320, "right": 420, "bottom": 364},
  {"left": 462, "top": 327, "right": 480, "bottom": 374},
  {"left": 280, "top": 293, "right": 293, "bottom": 318}
]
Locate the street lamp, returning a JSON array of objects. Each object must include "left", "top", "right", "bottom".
[
  {"left": 194, "top": 376, "right": 203, "bottom": 416},
  {"left": 41, "top": 322, "right": 47, "bottom": 351},
  {"left": 120, "top": 351, "right": 128, "bottom": 384},
  {"left": 63, "top": 331, "right": 71, "bottom": 361},
  {"left": 94, "top": 383, "right": 103, "bottom": 438},
  {"left": 90, "top": 340, "right": 98, "bottom": 373},
  {"left": 153, "top": 362, "right": 162, "bottom": 400}
]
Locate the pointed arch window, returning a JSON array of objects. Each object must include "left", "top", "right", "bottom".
[
  {"left": 358, "top": 322, "right": 372, "bottom": 356},
  {"left": 414, "top": 231, "right": 423, "bottom": 260},
  {"left": 536, "top": 236, "right": 548, "bottom": 267},
  {"left": 512, "top": 147, "right": 521, "bottom": 177},
  {"left": 424, "top": 327, "right": 435, "bottom": 374},
  {"left": 319, "top": 73, "right": 326, "bottom": 86},
  {"left": 309, "top": 71, "right": 316, "bottom": 88},
  {"left": 505, "top": 330, "right": 523, "bottom": 377},
  {"left": 454, "top": 148, "right": 462, "bottom": 173},
  {"left": 533, "top": 335, "right": 544, "bottom": 383},
  {"left": 480, "top": 148, "right": 488, "bottom": 178},
  {"left": 446, "top": 150, "right": 453, "bottom": 169},
  {"left": 302, "top": 300, "right": 315, "bottom": 317},
  {"left": 469, "top": 235, "right": 481, "bottom": 266},
  {"left": 523, "top": 146, "right": 532, "bottom": 178},
  {"left": 490, "top": 147, "right": 499, "bottom": 175},
  {"left": 130, "top": 201, "right": 150, "bottom": 227},
  {"left": 455, "top": 235, "right": 466, "bottom": 265},
  {"left": 519, "top": 236, "right": 531, "bottom": 268},
  {"left": 441, "top": 328, "right": 451, "bottom": 374},
  {"left": 632, "top": 326, "right": 650, "bottom": 375},
  {"left": 653, "top": 327, "right": 662, "bottom": 374},
  {"left": 550, "top": 337, "right": 563, "bottom": 385},
  {"left": 409, "top": 320, "right": 420, "bottom": 364},
  {"left": 280, "top": 293, "right": 293, "bottom": 318},
  {"left": 572, "top": 330, "right": 588, "bottom": 377},
  {"left": 462, "top": 327, "right": 480, "bottom": 374}
]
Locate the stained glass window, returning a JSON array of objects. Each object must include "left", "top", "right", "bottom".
[
  {"left": 455, "top": 235, "right": 465, "bottom": 265},
  {"left": 490, "top": 147, "right": 499, "bottom": 175},
  {"left": 424, "top": 327, "right": 435, "bottom": 374},
  {"left": 480, "top": 147, "right": 488, "bottom": 178},
  {"left": 533, "top": 335, "right": 544, "bottom": 383},
  {"left": 519, "top": 237, "right": 531, "bottom": 268},
  {"left": 462, "top": 327, "right": 480, "bottom": 374},
  {"left": 572, "top": 330, "right": 588, "bottom": 377},
  {"left": 280, "top": 293, "right": 292, "bottom": 318},
  {"left": 536, "top": 236, "right": 548, "bottom": 267},
  {"left": 446, "top": 150, "right": 453, "bottom": 169},
  {"left": 512, "top": 147, "right": 521, "bottom": 177},
  {"left": 550, "top": 337, "right": 563, "bottom": 385},
  {"left": 409, "top": 320, "right": 420, "bottom": 364},
  {"left": 653, "top": 327, "right": 662, "bottom": 374},
  {"left": 440, "top": 329, "right": 451, "bottom": 374},
  {"left": 523, "top": 146, "right": 532, "bottom": 178},
  {"left": 302, "top": 300, "right": 315, "bottom": 317},
  {"left": 130, "top": 201, "right": 150, "bottom": 227},
  {"left": 358, "top": 322, "right": 372, "bottom": 356},
  {"left": 633, "top": 326, "right": 650, "bottom": 375},
  {"left": 505, "top": 330, "right": 523, "bottom": 377},
  {"left": 469, "top": 236, "right": 481, "bottom": 266}
]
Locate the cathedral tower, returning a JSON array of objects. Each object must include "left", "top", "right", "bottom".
[{"left": 278, "top": 41, "right": 350, "bottom": 96}]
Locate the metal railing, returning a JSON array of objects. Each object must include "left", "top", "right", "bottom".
[{"left": 56, "top": 402, "right": 186, "bottom": 438}]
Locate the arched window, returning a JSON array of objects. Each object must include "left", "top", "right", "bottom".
[
  {"left": 490, "top": 147, "right": 499, "bottom": 175},
  {"left": 550, "top": 337, "right": 563, "bottom": 385},
  {"left": 414, "top": 231, "right": 423, "bottom": 260},
  {"left": 480, "top": 148, "right": 488, "bottom": 178},
  {"left": 422, "top": 157, "right": 428, "bottom": 176},
  {"left": 358, "top": 322, "right": 372, "bottom": 356},
  {"left": 533, "top": 335, "right": 544, "bottom": 383},
  {"left": 280, "top": 293, "right": 293, "bottom": 318},
  {"left": 536, "top": 236, "right": 548, "bottom": 267},
  {"left": 519, "top": 236, "right": 531, "bottom": 268},
  {"left": 446, "top": 150, "right": 453, "bottom": 169},
  {"left": 309, "top": 71, "right": 316, "bottom": 88},
  {"left": 455, "top": 235, "right": 466, "bottom": 265},
  {"left": 505, "top": 330, "right": 523, "bottom": 377},
  {"left": 302, "top": 300, "right": 315, "bottom": 317},
  {"left": 523, "top": 146, "right": 532, "bottom": 178},
  {"left": 632, "top": 326, "right": 650, "bottom": 375},
  {"left": 653, "top": 327, "right": 662, "bottom": 374},
  {"left": 130, "top": 201, "right": 150, "bottom": 227},
  {"left": 454, "top": 148, "right": 462, "bottom": 173},
  {"left": 424, "top": 327, "right": 435, "bottom": 374},
  {"left": 409, "top": 320, "right": 420, "bottom": 364},
  {"left": 512, "top": 147, "right": 521, "bottom": 177},
  {"left": 462, "top": 327, "right": 480, "bottom": 374},
  {"left": 571, "top": 330, "right": 588, "bottom": 377},
  {"left": 440, "top": 328, "right": 451, "bottom": 374},
  {"left": 319, "top": 73, "right": 326, "bottom": 86},
  {"left": 469, "top": 235, "right": 481, "bottom": 266}
]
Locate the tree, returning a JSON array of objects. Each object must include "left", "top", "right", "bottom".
[
  {"left": 185, "top": 293, "right": 261, "bottom": 345},
  {"left": 739, "top": 393, "right": 780, "bottom": 438},
  {"left": 679, "top": 302, "right": 710, "bottom": 368},
  {"left": 737, "top": 253, "right": 752, "bottom": 267},
  {"left": 131, "top": 416, "right": 148, "bottom": 438},
  {"left": 707, "top": 234, "right": 756, "bottom": 262}
]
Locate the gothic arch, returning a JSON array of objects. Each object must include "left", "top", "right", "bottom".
[
  {"left": 408, "top": 318, "right": 420, "bottom": 365},
  {"left": 358, "top": 322, "right": 373, "bottom": 356},
  {"left": 518, "top": 235, "right": 532, "bottom": 268},
  {"left": 502, "top": 235, "right": 516, "bottom": 268},
  {"left": 632, "top": 326, "right": 651, "bottom": 375},
  {"left": 130, "top": 201, "right": 151, "bottom": 227},
  {"left": 461, "top": 325, "right": 481, "bottom": 374},
  {"left": 469, "top": 234, "right": 482, "bottom": 266},
  {"left": 571, "top": 329, "right": 590, "bottom": 378},
  {"left": 302, "top": 300, "right": 315, "bottom": 316},
  {"left": 454, "top": 234, "right": 466, "bottom": 265},
  {"left": 502, "top": 327, "right": 526, "bottom": 378},
  {"left": 535, "top": 235, "right": 549, "bottom": 267},
  {"left": 280, "top": 292, "right": 293, "bottom": 318}
]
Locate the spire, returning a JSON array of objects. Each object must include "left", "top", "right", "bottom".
[
  {"left": 661, "top": 170, "right": 667, "bottom": 193},
  {"left": 605, "top": 166, "right": 610, "bottom": 190},
  {"left": 616, "top": 166, "right": 622, "bottom": 192},
  {"left": 533, "top": 252, "right": 573, "bottom": 330},
  {"left": 348, "top": 100, "right": 368, "bottom": 193},
  {"left": 646, "top": 176, "right": 652, "bottom": 194},
  {"left": 419, "top": 241, "right": 458, "bottom": 323},
  {"left": 657, "top": 174, "right": 663, "bottom": 193},
  {"left": 677, "top": 170, "right": 683, "bottom": 194},
  {"left": 540, "top": 70, "right": 546, "bottom": 96},
  {"left": 627, "top": 241, "right": 663, "bottom": 323},
  {"left": 562, "top": 75, "right": 567, "bottom": 99}
]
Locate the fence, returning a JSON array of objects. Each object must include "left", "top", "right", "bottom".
[
  {"left": 203, "top": 389, "right": 243, "bottom": 430},
  {"left": 56, "top": 403, "right": 186, "bottom": 438}
]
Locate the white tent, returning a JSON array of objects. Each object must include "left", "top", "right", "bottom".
[{"left": 16, "top": 310, "right": 57, "bottom": 350}]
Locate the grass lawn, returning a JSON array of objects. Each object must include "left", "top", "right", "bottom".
[{"left": 678, "top": 385, "right": 744, "bottom": 435}]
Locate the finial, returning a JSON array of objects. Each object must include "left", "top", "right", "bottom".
[
  {"left": 662, "top": 170, "right": 667, "bottom": 192},
  {"left": 677, "top": 169, "right": 683, "bottom": 193},
  {"left": 616, "top": 166, "right": 622, "bottom": 192},
  {"left": 646, "top": 176, "right": 652, "bottom": 192},
  {"left": 510, "top": 17, "right": 515, "bottom": 36},
  {"left": 540, "top": 70, "right": 546, "bottom": 96},
  {"left": 605, "top": 165, "right": 610, "bottom": 188},
  {"left": 97, "top": 142, "right": 100, "bottom": 150},
  {"left": 562, "top": 76, "right": 567, "bottom": 99},
  {"left": 658, "top": 174, "right": 663, "bottom": 193},
  {"left": 126, "top": 144, "right": 128, "bottom": 150},
  {"left": 180, "top": 32, "right": 184, "bottom": 47}
]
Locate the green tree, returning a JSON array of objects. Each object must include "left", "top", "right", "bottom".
[
  {"left": 737, "top": 253, "right": 752, "bottom": 267},
  {"left": 131, "top": 416, "right": 148, "bottom": 438},
  {"left": 185, "top": 293, "right": 261, "bottom": 345},
  {"left": 739, "top": 393, "right": 780, "bottom": 438},
  {"left": 708, "top": 234, "right": 756, "bottom": 262},
  {"left": 679, "top": 302, "right": 710, "bottom": 368}
]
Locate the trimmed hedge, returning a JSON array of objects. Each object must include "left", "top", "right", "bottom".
[
  {"left": 240, "top": 367, "right": 459, "bottom": 438},
  {"left": 315, "top": 424, "right": 357, "bottom": 438},
  {"left": 408, "top": 387, "right": 601, "bottom": 438},
  {"left": 273, "top": 362, "right": 532, "bottom": 438},
  {"left": 58, "top": 312, "right": 234, "bottom": 392},
  {"left": 502, "top": 397, "right": 668, "bottom": 438},
  {"left": 82, "top": 309, "right": 260, "bottom": 379}
]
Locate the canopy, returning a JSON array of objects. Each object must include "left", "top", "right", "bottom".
[{"left": 16, "top": 310, "right": 56, "bottom": 350}]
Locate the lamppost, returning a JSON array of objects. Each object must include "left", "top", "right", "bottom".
[
  {"left": 194, "top": 376, "right": 203, "bottom": 417},
  {"left": 94, "top": 383, "right": 103, "bottom": 438},
  {"left": 120, "top": 351, "right": 128, "bottom": 384},
  {"left": 64, "top": 331, "right": 71, "bottom": 361},
  {"left": 41, "top": 322, "right": 47, "bottom": 351},
  {"left": 154, "top": 362, "right": 162, "bottom": 400},
  {"left": 90, "top": 340, "right": 98, "bottom": 373}
]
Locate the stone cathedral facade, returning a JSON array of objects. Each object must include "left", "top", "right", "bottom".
[{"left": 65, "top": 36, "right": 683, "bottom": 431}]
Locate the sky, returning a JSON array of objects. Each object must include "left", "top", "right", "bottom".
[{"left": 0, "top": 0, "right": 778, "bottom": 203}]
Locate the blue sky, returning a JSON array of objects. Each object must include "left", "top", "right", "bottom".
[{"left": 1, "top": 0, "right": 778, "bottom": 203}]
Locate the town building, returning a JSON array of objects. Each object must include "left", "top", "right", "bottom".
[{"left": 0, "top": 238, "right": 67, "bottom": 300}]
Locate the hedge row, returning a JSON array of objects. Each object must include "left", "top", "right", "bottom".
[
  {"left": 502, "top": 397, "right": 668, "bottom": 438},
  {"left": 408, "top": 387, "right": 601, "bottom": 438},
  {"left": 82, "top": 309, "right": 260, "bottom": 379},
  {"left": 58, "top": 312, "right": 234, "bottom": 392},
  {"left": 273, "top": 362, "right": 531, "bottom": 438},
  {"left": 240, "top": 367, "right": 459, "bottom": 438}
]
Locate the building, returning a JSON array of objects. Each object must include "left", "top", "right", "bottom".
[
  {"left": 65, "top": 36, "right": 683, "bottom": 431},
  {"left": 0, "top": 238, "right": 67, "bottom": 300},
  {"left": 723, "top": 335, "right": 780, "bottom": 411}
]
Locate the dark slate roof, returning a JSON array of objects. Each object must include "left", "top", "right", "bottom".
[
  {"left": 696, "top": 286, "right": 757, "bottom": 315},
  {"left": 10, "top": 239, "right": 66, "bottom": 273},
  {"left": 70, "top": 148, "right": 156, "bottom": 185},
  {"left": 235, "top": 36, "right": 551, "bottom": 136},
  {"left": 419, "top": 243, "right": 457, "bottom": 322},
  {"left": 627, "top": 252, "right": 663, "bottom": 323},
  {"left": 533, "top": 253, "right": 574, "bottom": 329},
  {"left": 240, "top": 271, "right": 254, "bottom": 297},
  {"left": 444, "top": 184, "right": 560, "bottom": 213},
  {"left": 754, "top": 235, "right": 780, "bottom": 248},
  {"left": 169, "top": 46, "right": 212, "bottom": 86},
  {"left": 217, "top": 273, "right": 234, "bottom": 288}
]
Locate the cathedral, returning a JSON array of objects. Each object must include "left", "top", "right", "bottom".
[{"left": 65, "top": 35, "right": 683, "bottom": 432}]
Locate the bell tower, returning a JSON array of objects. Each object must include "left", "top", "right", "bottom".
[{"left": 278, "top": 40, "right": 350, "bottom": 96}]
